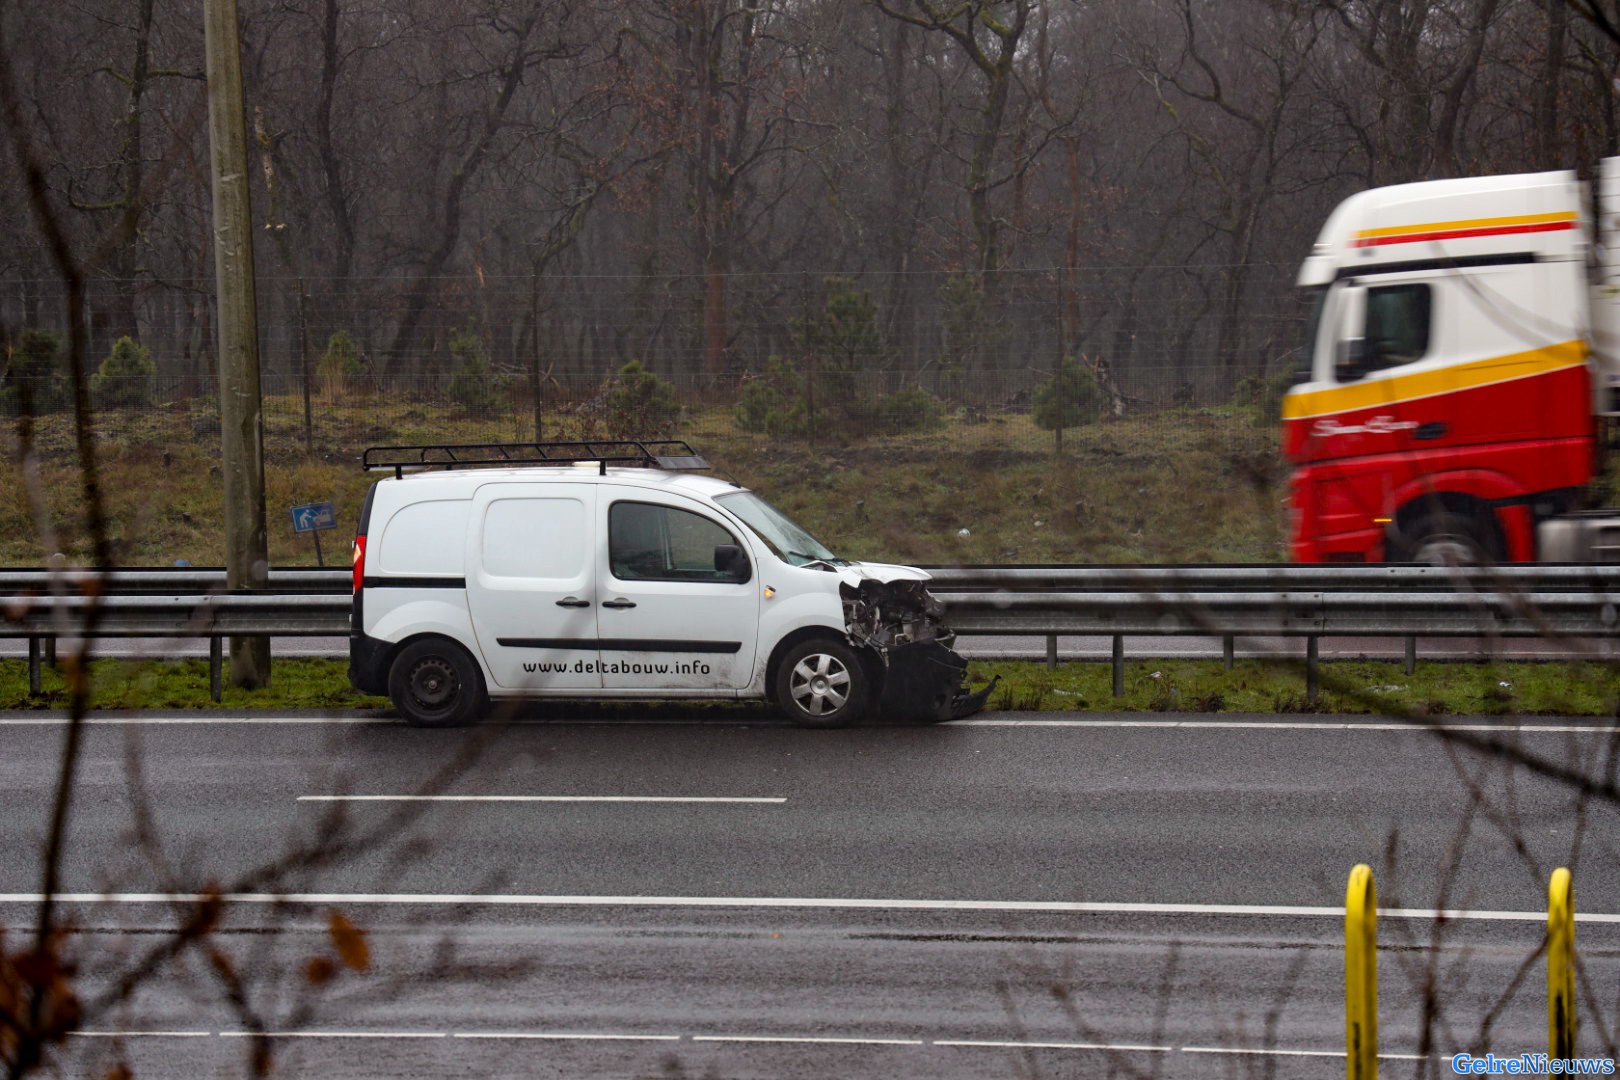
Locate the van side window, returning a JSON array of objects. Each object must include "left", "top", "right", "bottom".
[
  {"left": 610, "top": 502, "right": 748, "bottom": 583},
  {"left": 1363, "top": 284, "right": 1431, "bottom": 370}
]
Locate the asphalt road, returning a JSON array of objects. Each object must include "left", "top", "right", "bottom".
[{"left": 2, "top": 710, "right": 1617, "bottom": 1079}]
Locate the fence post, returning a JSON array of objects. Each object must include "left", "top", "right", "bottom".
[
  {"left": 1307, "top": 636, "right": 1320, "bottom": 706},
  {"left": 1111, "top": 635, "right": 1124, "bottom": 698},
  {"left": 210, "top": 637, "right": 224, "bottom": 704},
  {"left": 1549, "top": 867, "right": 1575, "bottom": 1060},
  {"left": 1345, "top": 863, "right": 1377, "bottom": 1080}
]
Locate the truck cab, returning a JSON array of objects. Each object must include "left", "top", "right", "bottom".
[{"left": 1283, "top": 169, "right": 1607, "bottom": 563}]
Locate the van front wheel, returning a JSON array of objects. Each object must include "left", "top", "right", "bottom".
[
  {"left": 774, "top": 638, "right": 870, "bottom": 729},
  {"left": 388, "top": 639, "right": 486, "bottom": 727}
]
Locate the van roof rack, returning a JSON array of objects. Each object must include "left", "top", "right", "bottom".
[{"left": 362, "top": 440, "right": 711, "bottom": 478}]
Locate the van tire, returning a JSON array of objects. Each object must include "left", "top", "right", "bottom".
[
  {"left": 388, "top": 638, "right": 486, "bottom": 728},
  {"left": 773, "top": 638, "right": 870, "bottom": 729}
]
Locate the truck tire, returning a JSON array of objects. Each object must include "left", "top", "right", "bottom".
[
  {"left": 773, "top": 638, "right": 871, "bottom": 729},
  {"left": 1395, "top": 511, "right": 1499, "bottom": 566},
  {"left": 388, "top": 638, "right": 487, "bottom": 727}
]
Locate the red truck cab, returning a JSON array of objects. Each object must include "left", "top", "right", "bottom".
[{"left": 1282, "top": 170, "right": 1602, "bottom": 563}]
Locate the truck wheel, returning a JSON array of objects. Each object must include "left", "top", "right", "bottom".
[
  {"left": 1398, "top": 511, "right": 1497, "bottom": 566},
  {"left": 774, "top": 638, "right": 870, "bottom": 729},
  {"left": 388, "top": 638, "right": 486, "bottom": 727}
]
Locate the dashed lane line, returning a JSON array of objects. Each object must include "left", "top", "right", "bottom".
[{"left": 297, "top": 795, "right": 786, "bottom": 804}]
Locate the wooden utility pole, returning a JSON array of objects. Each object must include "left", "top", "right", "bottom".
[{"left": 205, "top": 0, "right": 270, "bottom": 687}]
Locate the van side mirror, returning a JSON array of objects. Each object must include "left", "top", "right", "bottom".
[{"left": 713, "top": 544, "right": 750, "bottom": 581}]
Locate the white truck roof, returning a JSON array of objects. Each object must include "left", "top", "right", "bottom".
[{"left": 1298, "top": 170, "right": 1585, "bottom": 287}]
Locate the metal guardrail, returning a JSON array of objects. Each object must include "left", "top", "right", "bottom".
[
  {"left": 7, "top": 563, "right": 1620, "bottom": 594},
  {"left": 4, "top": 565, "right": 1618, "bottom": 704}
]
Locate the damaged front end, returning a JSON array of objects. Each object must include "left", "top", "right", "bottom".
[{"left": 840, "top": 578, "right": 998, "bottom": 722}]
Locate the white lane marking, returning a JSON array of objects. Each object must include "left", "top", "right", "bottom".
[
  {"left": 452, "top": 1032, "right": 680, "bottom": 1042},
  {"left": 950, "top": 718, "right": 1620, "bottom": 734},
  {"left": 218, "top": 1031, "right": 445, "bottom": 1039},
  {"left": 297, "top": 795, "right": 786, "bottom": 804},
  {"left": 3, "top": 714, "right": 1614, "bottom": 733},
  {"left": 68, "top": 1030, "right": 211, "bottom": 1038},
  {"left": 0, "top": 716, "right": 391, "bottom": 726},
  {"left": 936, "top": 1040, "right": 1170, "bottom": 1051},
  {"left": 4, "top": 892, "right": 1617, "bottom": 923},
  {"left": 693, "top": 1035, "right": 925, "bottom": 1046},
  {"left": 1183, "top": 1046, "right": 1424, "bottom": 1060}
]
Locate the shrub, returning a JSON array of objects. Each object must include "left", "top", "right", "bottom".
[
  {"left": 604, "top": 360, "right": 680, "bottom": 436},
  {"left": 1, "top": 328, "right": 70, "bottom": 415},
  {"left": 446, "top": 329, "right": 501, "bottom": 410},
  {"left": 1033, "top": 359, "right": 1100, "bottom": 453},
  {"left": 735, "top": 356, "right": 807, "bottom": 436},
  {"left": 876, "top": 386, "right": 944, "bottom": 432},
  {"left": 318, "top": 330, "right": 364, "bottom": 398},
  {"left": 92, "top": 335, "right": 156, "bottom": 409}
]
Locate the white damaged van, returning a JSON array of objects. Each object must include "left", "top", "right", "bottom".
[{"left": 348, "top": 441, "right": 994, "bottom": 728}]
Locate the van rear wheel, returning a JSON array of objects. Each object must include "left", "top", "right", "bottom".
[
  {"left": 389, "top": 639, "right": 486, "bottom": 727},
  {"left": 774, "top": 638, "right": 870, "bottom": 729}
]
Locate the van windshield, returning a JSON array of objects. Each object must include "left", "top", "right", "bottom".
[{"left": 716, "top": 491, "right": 845, "bottom": 567}]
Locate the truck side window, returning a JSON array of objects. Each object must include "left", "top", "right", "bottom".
[
  {"left": 1363, "top": 284, "right": 1431, "bottom": 370},
  {"left": 609, "top": 501, "right": 748, "bottom": 583}
]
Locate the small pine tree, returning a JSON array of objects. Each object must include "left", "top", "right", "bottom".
[
  {"left": 2, "top": 328, "right": 70, "bottom": 415},
  {"left": 92, "top": 335, "right": 156, "bottom": 408},
  {"left": 447, "top": 329, "right": 499, "bottom": 409},
  {"left": 1033, "top": 359, "right": 1100, "bottom": 453},
  {"left": 605, "top": 359, "right": 680, "bottom": 436}
]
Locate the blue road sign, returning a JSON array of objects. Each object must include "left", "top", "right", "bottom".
[{"left": 290, "top": 501, "right": 338, "bottom": 534}]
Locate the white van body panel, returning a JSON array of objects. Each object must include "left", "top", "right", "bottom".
[
  {"left": 366, "top": 595, "right": 480, "bottom": 668},
  {"left": 466, "top": 482, "right": 601, "bottom": 692}
]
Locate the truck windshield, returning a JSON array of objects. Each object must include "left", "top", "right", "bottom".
[{"left": 716, "top": 491, "right": 845, "bottom": 566}]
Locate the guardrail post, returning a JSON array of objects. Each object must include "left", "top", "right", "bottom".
[
  {"left": 1549, "top": 867, "right": 1575, "bottom": 1060},
  {"left": 27, "top": 636, "right": 42, "bottom": 696},
  {"left": 1223, "top": 635, "right": 1234, "bottom": 671},
  {"left": 1404, "top": 636, "right": 1416, "bottom": 676},
  {"left": 1111, "top": 635, "right": 1124, "bottom": 698},
  {"left": 209, "top": 637, "right": 223, "bottom": 704},
  {"left": 44, "top": 635, "right": 56, "bottom": 668},
  {"left": 1345, "top": 863, "right": 1378, "bottom": 1080},
  {"left": 1045, "top": 634, "right": 1057, "bottom": 671},
  {"left": 1307, "top": 636, "right": 1320, "bottom": 706}
]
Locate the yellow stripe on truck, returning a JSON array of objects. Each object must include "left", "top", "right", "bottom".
[
  {"left": 1353, "top": 210, "right": 1578, "bottom": 241},
  {"left": 1281, "top": 341, "right": 1588, "bottom": 421}
]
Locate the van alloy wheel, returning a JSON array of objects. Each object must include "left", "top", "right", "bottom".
[
  {"left": 789, "top": 652, "right": 851, "bottom": 718},
  {"left": 773, "top": 637, "right": 870, "bottom": 728}
]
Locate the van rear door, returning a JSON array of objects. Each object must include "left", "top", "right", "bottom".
[{"left": 466, "top": 483, "right": 601, "bottom": 691}]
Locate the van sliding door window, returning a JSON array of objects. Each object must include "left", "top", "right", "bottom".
[
  {"left": 1363, "top": 283, "right": 1431, "bottom": 370},
  {"left": 610, "top": 502, "right": 744, "bottom": 583}
]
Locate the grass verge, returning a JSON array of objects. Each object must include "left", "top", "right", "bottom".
[
  {"left": 969, "top": 659, "right": 1620, "bottom": 716},
  {"left": 1, "top": 657, "right": 1615, "bottom": 716}
]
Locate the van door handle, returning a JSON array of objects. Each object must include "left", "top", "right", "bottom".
[
  {"left": 600, "top": 598, "right": 637, "bottom": 610},
  {"left": 555, "top": 597, "right": 591, "bottom": 608}
]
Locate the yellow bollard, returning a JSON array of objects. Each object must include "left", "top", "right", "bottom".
[
  {"left": 1549, "top": 867, "right": 1575, "bottom": 1060},
  {"left": 1345, "top": 864, "right": 1378, "bottom": 1080}
]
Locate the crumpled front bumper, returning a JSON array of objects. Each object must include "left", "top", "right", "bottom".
[{"left": 878, "top": 640, "right": 999, "bottom": 723}]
